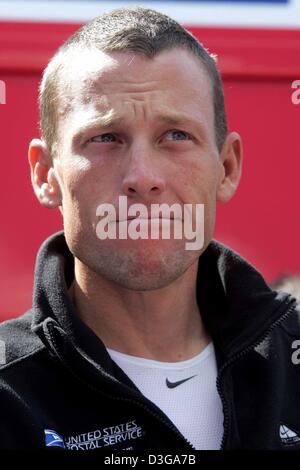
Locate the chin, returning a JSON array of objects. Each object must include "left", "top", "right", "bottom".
[{"left": 83, "top": 241, "right": 198, "bottom": 291}]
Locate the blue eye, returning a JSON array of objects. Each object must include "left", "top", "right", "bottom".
[
  {"left": 166, "top": 130, "right": 190, "bottom": 141},
  {"left": 90, "top": 133, "right": 117, "bottom": 143}
]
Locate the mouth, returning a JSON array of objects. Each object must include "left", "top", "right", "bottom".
[
  {"left": 117, "top": 211, "right": 178, "bottom": 222},
  {"left": 116, "top": 215, "right": 179, "bottom": 222}
]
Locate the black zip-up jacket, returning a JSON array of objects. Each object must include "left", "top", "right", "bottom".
[{"left": 0, "top": 231, "right": 300, "bottom": 451}]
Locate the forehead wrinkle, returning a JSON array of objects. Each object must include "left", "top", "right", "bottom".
[
  {"left": 69, "top": 87, "right": 211, "bottom": 142},
  {"left": 130, "top": 100, "right": 147, "bottom": 123},
  {"left": 73, "top": 109, "right": 207, "bottom": 144},
  {"left": 89, "top": 82, "right": 162, "bottom": 101}
]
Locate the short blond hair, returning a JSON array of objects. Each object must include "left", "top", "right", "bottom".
[{"left": 39, "top": 7, "right": 227, "bottom": 156}]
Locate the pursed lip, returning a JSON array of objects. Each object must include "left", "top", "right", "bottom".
[{"left": 115, "top": 215, "right": 179, "bottom": 222}]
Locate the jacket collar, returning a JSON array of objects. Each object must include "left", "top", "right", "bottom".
[
  {"left": 196, "top": 241, "right": 295, "bottom": 357},
  {"left": 31, "top": 231, "right": 295, "bottom": 368}
]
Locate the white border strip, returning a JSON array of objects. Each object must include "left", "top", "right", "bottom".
[{"left": 0, "top": 0, "right": 300, "bottom": 28}]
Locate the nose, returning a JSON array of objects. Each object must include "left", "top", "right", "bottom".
[{"left": 121, "top": 140, "right": 166, "bottom": 199}]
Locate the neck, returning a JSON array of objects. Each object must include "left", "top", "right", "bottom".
[{"left": 69, "top": 258, "right": 211, "bottom": 362}]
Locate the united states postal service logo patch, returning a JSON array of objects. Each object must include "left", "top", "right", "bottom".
[{"left": 45, "top": 429, "right": 66, "bottom": 448}]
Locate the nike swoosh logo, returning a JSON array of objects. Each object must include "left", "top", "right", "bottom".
[{"left": 166, "top": 375, "right": 197, "bottom": 389}]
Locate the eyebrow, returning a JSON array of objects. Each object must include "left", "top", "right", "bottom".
[
  {"left": 157, "top": 114, "right": 191, "bottom": 126},
  {"left": 72, "top": 110, "right": 204, "bottom": 145},
  {"left": 72, "top": 111, "right": 124, "bottom": 143}
]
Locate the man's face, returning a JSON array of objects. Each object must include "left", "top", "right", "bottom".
[{"left": 44, "top": 48, "right": 238, "bottom": 290}]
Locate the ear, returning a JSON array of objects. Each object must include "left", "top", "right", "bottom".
[
  {"left": 28, "top": 138, "right": 62, "bottom": 208},
  {"left": 217, "top": 131, "right": 243, "bottom": 204}
]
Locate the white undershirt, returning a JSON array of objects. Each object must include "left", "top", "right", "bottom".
[{"left": 107, "top": 342, "right": 224, "bottom": 450}]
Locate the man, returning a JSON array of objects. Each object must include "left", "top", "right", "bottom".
[{"left": 0, "top": 7, "right": 299, "bottom": 451}]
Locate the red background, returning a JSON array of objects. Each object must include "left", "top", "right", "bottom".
[{"left": 1, "top": 22, "right": 300, "bottom": 319}]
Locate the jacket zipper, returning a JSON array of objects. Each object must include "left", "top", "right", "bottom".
[
  {"left": 107, "top": 394, "right": 196, "bottom": 450},
  {"left": 217, "top": 300, "right": 297, "bottom": 450},
  {"left": 48, "top": 323, "right": 196, "bottom": 451}
]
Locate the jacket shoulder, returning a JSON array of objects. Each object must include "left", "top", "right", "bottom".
[{"left": 0, "top": 310, "right": 44, "bottom": 370}]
